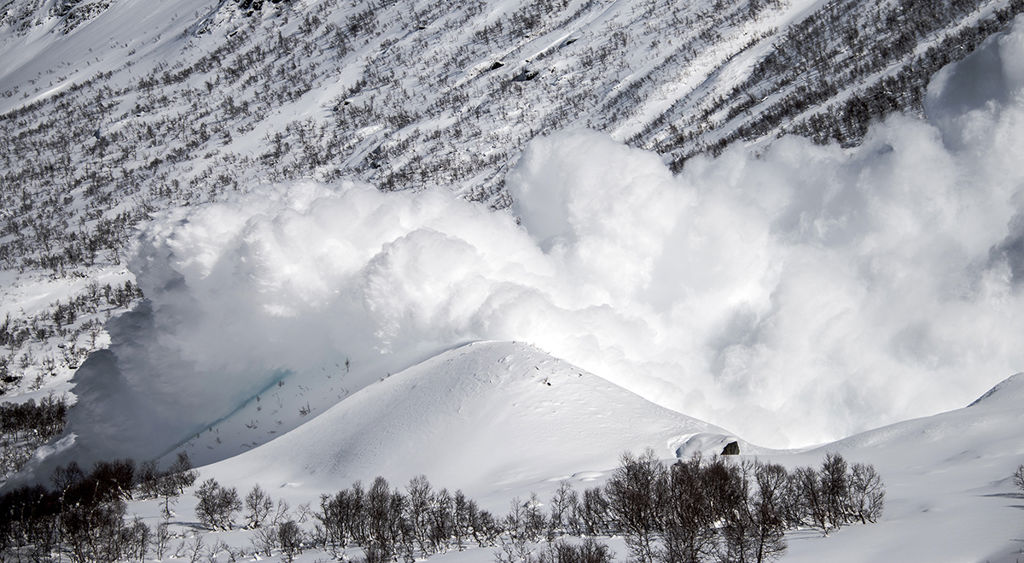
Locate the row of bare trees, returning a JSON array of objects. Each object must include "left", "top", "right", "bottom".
[
  {"left": 0, "top": 453, "right": 197, "bottom": 562},
  {"left": 305, "top": 451, "right": 882, "bottom": 563},
  {"left": 0, "top": 396, "right": 68, "bottom": 480},
  {"left": 1, "top": 449, "right": 881, "bottom": 562},
  {"left": 597, "top": 451, "right": 883, "bottom": 563}
]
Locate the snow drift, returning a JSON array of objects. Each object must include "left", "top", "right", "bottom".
[{"left": 54, "top": 16, "right": 1024, "bottom": 469}]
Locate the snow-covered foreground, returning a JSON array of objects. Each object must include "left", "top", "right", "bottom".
[
  {"left": 780, "top": 373, "right": 1024, "bottom": 563},
  {"left": 115, "top": 340, "right": 1024, "bottom": 562}
]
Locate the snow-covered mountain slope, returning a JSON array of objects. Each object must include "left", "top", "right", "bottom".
[
  {"left": 2, "top": 0, "right": 1024, "bottom": 528},
  {"left": 407, "top": 371, "right": 1024, "bottom": 562},
  {"left": 1, "top": 1, "right": 1023, "bottom": 559},
  {"left": 2, "top": 0, "right": 1023, "bottom": 407},
  {"left": 200, "top": 340, "right": 755, "bottom": 501},
  {"left": 776, "top": 372, "right": 1024, "bottom": 562},
  {"left": 9, "top": 9, "right": 1024, "bottom": 480}
]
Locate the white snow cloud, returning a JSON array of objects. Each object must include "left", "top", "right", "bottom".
[{"left": 68, "top": 17, "right": 1024, "bottom": 455}]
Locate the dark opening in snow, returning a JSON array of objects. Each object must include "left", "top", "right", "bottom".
[{"left": 512, "top": 69, "right": 539, "bottom": 82}]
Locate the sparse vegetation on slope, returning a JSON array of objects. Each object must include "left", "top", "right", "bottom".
[{"left": 1, "top": 0, "right": 1021, "bottom": 399}]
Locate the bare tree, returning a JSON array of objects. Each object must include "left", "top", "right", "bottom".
[
  {"left": 534, "top": 538, "right": 615, "bottom": 562},
  {"left": 820, "top": 452, "right": 849, "bottom": 529},
  {"left": 187, "top": 534, "right": 204, "bottom": 563},
  {"left": 847, "top": 463, "right": 884, "bottom": 524},
  {"left": 123, "top": 515, "right": 151, "bottom": 562},
  {"left": 575, "top": 487, "right": 610, "bottom": 537},
  {"left": 452, "top": 490, "right": 472, "bottom": 550},
  {"left": 789, "top": 466, "right": 828, "bottom": 532},
  {"left": 468, "top": 500, "right": 501, "bottom": 547},
  {"left": 250, "top": 524, "right": 277, "bottom": 558},
  {"left": 548, "top": 481, "right": 578, "bottom": 535},
  {"left": 164, "top": 452, "right": 198, "bottom": 495},
  {"left": 194, "top": 479, "right": 242, "bottom": 530},
  {"left": 365, "top": 476, "right": 398, "bottom": 558},
  {"left": 750, "top": 462, "right": 789, "bottom": 563},
  {"left": 278, "top": 520, "right": 303, "bottom": 562},
  {"left": 244, "top": 484, "right": 273, "bottom": 528},
  {"left": 605, "top": 450, "right": 665, "bottom": 563},
  {"left": 662, "top": 455, "right": 716, "bottom": 563},
  {"left": 715, "top": 460, "right": 755, "bottom": 563},
  {"left": 406, "top": 474, "right": 433, "bottom": 554},
  {"left": 154, "top": 521, "right": 171, "bottom": 560}
]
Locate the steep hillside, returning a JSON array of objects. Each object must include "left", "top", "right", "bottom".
[
  {"left": 3, "top": 0, "right": 1024, "bottom": 496},
  {"left": 2, "top": 0, "right": 1023, "bottom": 404},
  {"left": 2, "top": 1, "right": 1024, "bottom": 559}
]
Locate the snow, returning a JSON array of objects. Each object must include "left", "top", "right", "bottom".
[
  {"left": 779, "top": 371, "right": 1024, "bottom": 562},
  {"left": 0, "top": 265, "right": 131, "bottom": 400},
  {"left": 0, "top": 0, "right": 217, "bottom": 113},
  {"left": 0, "top": 266, "right": 129, "bottom": 319},
  {"left": 26, "top": 16, "right": 1024, "bottom": 476},
  {"left": 203, "top": 340, "right": 747, "bottom": 507},
  {"left": 109, "top": 348, "right": 1024, "bottom": 562},
  {"left": 3, "top": 3, "right": 1024, "bottom": 561}
]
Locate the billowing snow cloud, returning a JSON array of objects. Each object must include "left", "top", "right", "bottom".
[{"left": 67, "top": 17, "right": 1024, "bottom": 455}]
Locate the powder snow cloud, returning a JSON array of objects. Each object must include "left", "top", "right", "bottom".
[{"left": 66, "top": 16, "right": 1024, "bottom": 456}]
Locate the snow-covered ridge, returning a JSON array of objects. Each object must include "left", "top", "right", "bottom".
[
  {"left": 14, "top": 329, "right": 1024, "bottom": 561},
  {"left": 186, "top": 346, "right": 1024, "bottom": 561},
  {"left": 202, "top": 340, "right": 749, "bottom": 500},
  {"left": 966, "top": 372, "right": 1024, "bottom": 408}
]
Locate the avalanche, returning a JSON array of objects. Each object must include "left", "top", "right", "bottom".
[{"left": 38, "top": 15, "right": 1024, "bottom": 477}]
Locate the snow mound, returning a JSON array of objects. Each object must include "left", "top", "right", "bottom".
[
  {"left": 204, "top": 341, "right": 733, "bottom": 498},
  {"left": 672, "top": 432, "right": 748, "bottom": 459},
  {"left": 967, "top": 372, "right": 1024, "bottom": 408}
]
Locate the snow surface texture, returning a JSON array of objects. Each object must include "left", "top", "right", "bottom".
[
  {"left": 204, "top": 340, "right": 751, "bottom": 502},
  {"left": 50, "top": 16, "right": 1024, "bottom": 472}
]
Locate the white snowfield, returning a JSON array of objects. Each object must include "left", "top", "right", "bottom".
[
  {"left": 204, "top": 340, "right": 756, "bottom": 504},
  {"left": 781, "top": 373, "right": 1024, "bottom": 562},
  {"left": 186, "top": 340, "right": 1024, "bottom": 562}
]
